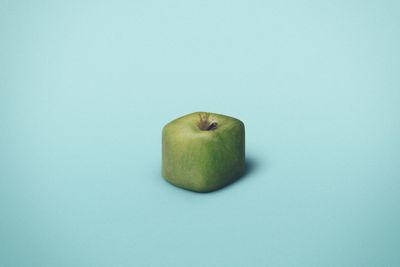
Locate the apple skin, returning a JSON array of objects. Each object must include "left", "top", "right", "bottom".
[{"left": 162, "top": 112, "right": 245, "bottom": 193}]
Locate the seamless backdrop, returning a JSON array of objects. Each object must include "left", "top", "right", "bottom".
[{"left": 1, "top": 0, "right": 400, "bottom": 266}]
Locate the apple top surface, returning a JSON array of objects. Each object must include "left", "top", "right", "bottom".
[{"left": 163, "top": 111, "right": 245, "bottom": 135}]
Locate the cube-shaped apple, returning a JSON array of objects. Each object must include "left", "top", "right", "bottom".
[{"left": 162, "top": 112, "right": 245, "bottom": 192}]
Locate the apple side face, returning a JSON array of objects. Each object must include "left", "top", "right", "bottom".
[{"left": 162, "top": 112, "right": 245, "bottom": 192}]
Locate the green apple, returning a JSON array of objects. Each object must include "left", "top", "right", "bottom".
[{"left": 162, "top": 112, "right": 245, "bottom": 192}]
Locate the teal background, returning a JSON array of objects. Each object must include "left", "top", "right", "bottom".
[{"left": 1, "top": 0, "right": 399, "bottom": 266}]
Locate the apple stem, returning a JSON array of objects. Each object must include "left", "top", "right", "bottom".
[{"left": 198, "top": 113, "right": 218, "bottom": 131}]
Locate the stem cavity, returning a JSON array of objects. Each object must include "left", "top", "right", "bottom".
[{"left": 197, "top": 113, "right": 218, "bottom": 131}]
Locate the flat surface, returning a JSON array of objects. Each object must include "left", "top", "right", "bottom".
[{"left": 1, "top": 1, "right": 400, "bottom": 266}]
